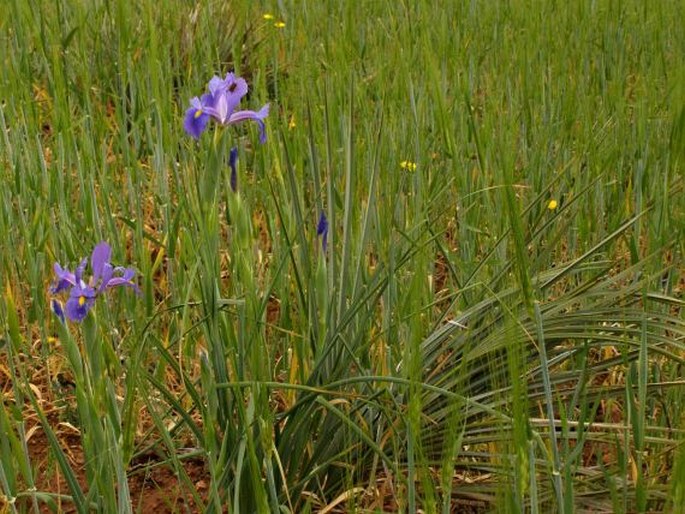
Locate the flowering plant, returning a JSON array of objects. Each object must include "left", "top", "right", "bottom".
[
  {"left": 50, "top": 242, "right": 139, "bottom": 322},
  {"left": 183, "top": 72, "right": 269, "bottom": 141}
]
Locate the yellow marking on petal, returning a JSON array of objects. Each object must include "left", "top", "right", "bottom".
[
  {"left": 78, "top": 296, "right": 86, "bottom": 306},
  {"left": 263, "top": 13, "right": 274, "bottom": 20},
  {"left": 194, "top": 109, "right": 203, "bottom": 119},
  {"left": 548, "top": 199, "right": 558, "bottom": 210},
  {"left": 274, "top": 21, "right": 286, "bottom": 28}
]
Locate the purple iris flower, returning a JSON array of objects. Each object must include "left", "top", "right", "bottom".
[
  {"left": 50, "top": 242, "right": 140, "bottom": 323},
  {"left": 229, "top": 146, "right": 238, "bottom": 192},
  {"left": 317, "top": 212, "right": 329, "bottom": 252},
  {"left": 183, "top": 72, "right": 269, "bottom": 141}
]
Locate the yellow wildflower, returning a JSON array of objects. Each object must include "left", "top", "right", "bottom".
[
  {"left": 274, "top": 21, "right": 286, "bottom": 28},
  {"left": 263, "top": 13, "right": 274, "bottom": 20},
  {"left": 547, "top": 199, "right": 558, "bottom": 210},
  {"left": 400, "top": 160, "right": 417, "bottom": 171},
  {"left": 288, "top": 115, "right": 296, "bottom": 130}
]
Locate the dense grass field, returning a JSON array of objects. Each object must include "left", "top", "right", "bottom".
[{"left": 1, "top": 0, "right": 684, "bottom": 512}]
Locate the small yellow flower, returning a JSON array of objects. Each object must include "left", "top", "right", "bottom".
[
  {"left": 288, "top": 115, "right": 296, "bottom": 130},
  {"left": 400, "top": 160, "right": 417, "bottom": 171},
  {"left": 263, "top": 13, "right": 274, "bottom": 20},
  {"left": 274, "top": 21, "right": 286, "bottom": 28},
  {"left": 547, "top": 199, "right": 558, "bottom": 210}
]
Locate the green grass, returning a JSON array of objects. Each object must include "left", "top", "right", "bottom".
[{"left": 1, "top": 0, "right": 684, "bottom": 512}]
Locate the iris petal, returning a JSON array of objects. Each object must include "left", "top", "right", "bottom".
[
  {"left": 91, "top": 241, "right": 112, "bottom": 283},
  {"left": 75, "top": 258, "right": 87, "bottom": 283},
  {"left": 208, "top": 76, "right": 226, "bottom": 96},
  {"left": 183, "top": 107, "right": 210, "bottom": 139},
  {"left": 65, "top": 296, "right": 94, "bottom": 322},
  {"left": 51, "top": 263, "right": 76, "bottom": 294},
  {"left": 65, "top": 284, "right": 97, "bottom": 322},
  {"left": 106, "top": 267, "right": 141, "bottom": 295},
  {"left": 227, "top": 104, "right": 270, "bottom": 143},
  {"left": 97, "top": 263, "right": 114, "bottom": 293}
]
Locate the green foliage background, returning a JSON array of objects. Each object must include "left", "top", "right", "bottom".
[{"left": 0, "top": 0, "right": 683, "bottom": 512}]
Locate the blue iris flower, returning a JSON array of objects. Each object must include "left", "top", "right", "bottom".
[
  {"left": 50, "top": 242, "right": 140, "bottom": 322},
  {"left": 183, "top": 72, "right": 270, "bottom": 142}
]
